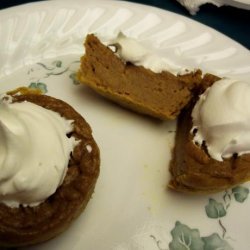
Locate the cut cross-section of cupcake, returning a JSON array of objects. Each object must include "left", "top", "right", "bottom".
[{"left": 78, "top": 34, "right": 202, "bottom": 120}]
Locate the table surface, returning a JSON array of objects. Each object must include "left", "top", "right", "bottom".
[{"left": 0, "top": 0, "right": 249, "bottom": 49}]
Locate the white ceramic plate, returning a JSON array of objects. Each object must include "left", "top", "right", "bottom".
[{"left": 0, "top": 1, "right": 250, "bottom": 249}]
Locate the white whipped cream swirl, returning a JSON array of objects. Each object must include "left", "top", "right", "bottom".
[
  {"left": 107, "top": 32, "right": 186, "bottom": 75},
  {"left": 0, "top": 96, "right": 77, "bottom": 207},
  {"left": 192, "top": 78, "right": 250, "bottom": 161}
]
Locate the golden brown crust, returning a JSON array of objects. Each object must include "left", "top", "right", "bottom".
[
  {"left": 78, "top": 34, "right": 202, "bottom": 120},
  {"left": 169, "top": 101, "right": 250, "bottom": 194},
  {"left": 0, "top": 94, "right": 100, "bottom": 247}
]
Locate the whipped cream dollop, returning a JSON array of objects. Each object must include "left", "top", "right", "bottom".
[
  {"left": 107, "top": 32, "right": 186, "bottom": 75},
  {"left": 0, "top": 96, "right": 77, "bottom": 207},
  {"left": 192, "top": 78, "right": 250, "bottom": 161}
]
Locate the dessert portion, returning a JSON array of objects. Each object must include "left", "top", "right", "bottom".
[
  {"left": 169, "top": 77, "right": 250, "bottom": 193},
  {"left": 78, "top": 33, "right": 202, "bottom": 120},
  {"left": 78, "top": 32, "right": 250, "bottom": 193},
  {"left": 0, "top": 93, "right": 100, "bottom": 247}
]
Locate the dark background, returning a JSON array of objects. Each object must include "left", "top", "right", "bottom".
[{"left": 0, "top": 0, "right": 249, "bottom": 49}]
